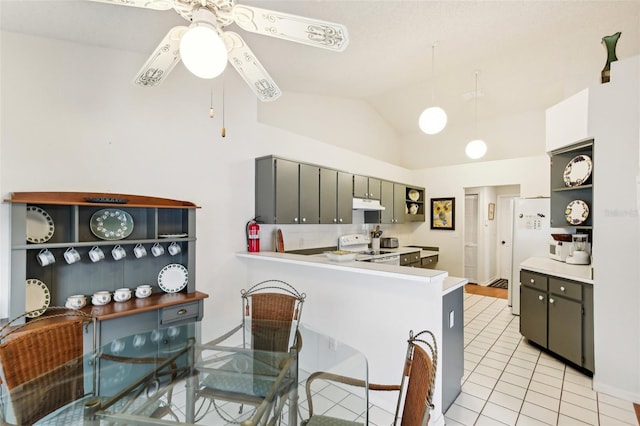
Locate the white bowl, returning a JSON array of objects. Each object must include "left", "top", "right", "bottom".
[{"left": 324, "top": 251, "right": 357, "bottom": 262}]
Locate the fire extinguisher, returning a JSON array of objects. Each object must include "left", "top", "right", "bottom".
[{"left": 246, "top": 218, "right": 260, "bottom": 252}]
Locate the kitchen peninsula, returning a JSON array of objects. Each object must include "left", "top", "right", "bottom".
[{"left": 237, "top": 250, "right": 467, "bottom": 425}]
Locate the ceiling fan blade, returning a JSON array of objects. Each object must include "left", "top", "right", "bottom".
[
  {"left": 88, "top": 0, "right": 174, "bottom": 10},
  {"left": 232, "top": 5, "right": 349, "bottom": 52},
  {"left": 221, "top": 31, "right": 282, "bottom": 102},
  {"left": 132, "top": 26, "right": 187, "bottom": 87}
]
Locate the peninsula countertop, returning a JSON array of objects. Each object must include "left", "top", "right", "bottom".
[{"left": 236, "top": 251, "right": 465, "bottom": 295}]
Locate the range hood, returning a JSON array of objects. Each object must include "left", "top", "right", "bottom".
[{"left": 352, "top": 198, "right": 386, "bottom": 211}]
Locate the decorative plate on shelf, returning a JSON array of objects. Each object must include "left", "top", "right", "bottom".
[
  {"left": 26, "top": 206, "right": 55, "bottom": 243},
  {"left": 158, "top": 233, "right": 188, "bottom": 238},
  {"left": 157, "top": 264, "right": 188, "bottom": 293},
  {"left": 90, "top": 209, "right": 134, "bottom": 240},
  {"left": 25, "top": 278, "right": 50, "bottom": 318},
  {"left": 565, "top": 200, "right": 589, "bottom": 225},
  {"left": 563, "top": 155, "right": 592, "bottom": 187},
  {"left": 408, "top": 189, "right": 420, "bottom": 202}
]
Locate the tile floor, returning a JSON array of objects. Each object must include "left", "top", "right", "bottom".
[{"left": 171, "top": 292, "right": 639, "bottom": 425}]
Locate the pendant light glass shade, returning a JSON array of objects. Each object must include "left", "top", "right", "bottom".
[
  {"left": 419, "top": 106, "right": 447, "bottom": 134},
  {"left": 419, "top": 44, "right": 447, "bottom": 135},
  {"left": 180, "top": 8, "right": 228, "bottom": 79},
  {"left": 466, "top": 139, "right": 487, "bottom": 159},
  {"left": 466, "top": 71, "right": 487, "bottom": 159}
]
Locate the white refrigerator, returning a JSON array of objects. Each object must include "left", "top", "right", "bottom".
[{"left": 509, "top": 197, "right": 565, "bottom": 315}]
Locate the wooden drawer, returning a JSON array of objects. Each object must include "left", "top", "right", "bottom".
[
  {"left": 161, "top": 302, "right": 201, "bottom": 325},
  {"left": 549, "top": 278, "right": 582, "bottom": 301},
  {"left": 400, "top": 251, "right": 420, "bottom": 266},
  {"left": 421, "top": 255, "right": 439, "bottom": 268},
  {"left": 521, "top": 270, "right": 548, "bottom": 291}
]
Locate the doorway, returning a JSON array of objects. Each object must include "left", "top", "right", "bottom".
[{"left": 463, "top": 185, "right": 520, "bottom": 286}]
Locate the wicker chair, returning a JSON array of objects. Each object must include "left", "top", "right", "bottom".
[
  {"left": 0, "top": 308, "right": 95, "bottom": 425},
  {"left": 196, "top": 280, "right": 306, "bottom": 423},
  {"left": 303, "top": 330, "right": 438, "bottom": 426}
]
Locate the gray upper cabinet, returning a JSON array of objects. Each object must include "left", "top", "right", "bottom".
[
  {"left": 353, "top": 175, "right": 381, "bottom": 200},
  {"left": 299, "top": 163, "right": 320, "bottom": 224},
  {"left": 320, "top": 168, "right": 352, "bottom": 224},
  {"left": 369, "top": 181, "right": 406, "bottom": 224},
  {"left": 256, "top": 156, "right": 299, "bottom": 224}
]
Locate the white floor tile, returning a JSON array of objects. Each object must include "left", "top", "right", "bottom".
[
  {"left": 561, "top": 380, "right": 596, "bottom": 400},
  {"left": 517, "top": 413, "right": 554, "bottom": 426},
  {"left": 525, "top": 389, "right": 560, "bottom": 412},
  {"left": 597, "top": 400, "right": 639, "bottom": 424},
  {"left": 454, "top": 391, "right": 487, "bottom": 413},
  {"left": 520, "top": 401, "right": 559, "bottom": 425},
  {"left": 556, "top": 413, "right": 594, "bottom": 425},
  {"left": 462, "top": 380, "right": 494, "bottom": 400},
  {"left": 528, "top": 379, "right": 562, "bottom": 399},
  {"left": 561, "top": 390, "right": 598, "bottom": 412},
  {"left": 476, "top": 413, "right": 512, "bottom": 425},
  {"left": 482, "top": 401, "right": 519, "bottom": 425},
  {"left": 494, "top": 380, "right": 527, "bottom": 400},
  {"left": 559, "top": 400, "right": 599, "bottom": 425},
  {"left": 488, "top": 389, "right": 524, "bottom": 412}
]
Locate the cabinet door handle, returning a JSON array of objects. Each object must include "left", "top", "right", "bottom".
[
  {"left": 294, "top": 217, "right": 298, "bottom": 223},
  {"left": 339, "top": 218, "right": 343, "bottom": 223},
  {"left": 302, "top": 217, "right": 306, "bottom": 223},
  {"left": 549, "top": 298, "right": 555, "bottom": 304},
  {"left": 530, "top": 279, "right": 535, "bottom": 284},
  {"left": 177, "top": 309, "right": 187, "bottom": 315},
  {"left": 538, "top": 295, "right": 544, "bottom": 301},
  {"left": 333, "top": 218, "right": 337, "bottom": 223},
  {"left": 560, "top": 286, "right": 566, "bottom": 292}
]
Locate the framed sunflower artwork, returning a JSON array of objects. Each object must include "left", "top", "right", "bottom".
[{"left": 430, "top": 197, "right": 455, "bottom": 230}]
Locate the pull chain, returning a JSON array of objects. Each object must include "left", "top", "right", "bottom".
[
  {"left": 221, "top": 72, "right": 226, "bottom": 137},
  {"left": 209, "top": 88, "right": 215, "bottom": 118}
]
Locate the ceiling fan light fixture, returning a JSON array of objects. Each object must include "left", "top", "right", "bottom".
[
  {"left": 419, "top": 106, "right": 448, "bottom": 135},
  {"left": 180, "top": 9, "right": 228, "bottom": 79}
]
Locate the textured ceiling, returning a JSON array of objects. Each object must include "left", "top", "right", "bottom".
[{"left": 2, "top": 0, "right": 639, "bottom": 167}]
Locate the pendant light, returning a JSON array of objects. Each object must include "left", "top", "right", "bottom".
[
  {"left": 418, "top": 43, "right": 447, "bottom": 135},
  {"left": 465, "top": 71, "right": 487, "bottom": 159},
  {"left": 180, "top": 8, "right": 228, "bottom": 79}
]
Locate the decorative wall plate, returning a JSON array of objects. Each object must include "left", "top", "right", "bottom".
[
  {"left": 26, "top": 206, "right": 55, "bottom": 243},
  {"left": 25, "top": 278, "right": 50, "bottom": 318},
  {"left": 157, "top": 264, "right": 188, "bottom": 293},
  {"left": 563, "top": 155, "right": 592, "bottom": 187},
  {"left": 408, "top": 189, "right": 420, "bottom": 202},
  {"left": 90, "top": 209, "right": 134, "bottom": 240},
  {"left": 565, "top": 200, "right": 589, "bottom": 225}
]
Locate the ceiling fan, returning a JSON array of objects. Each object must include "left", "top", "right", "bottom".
[{"left": 90, "top": 0, "right": 349, "bottom": 102}]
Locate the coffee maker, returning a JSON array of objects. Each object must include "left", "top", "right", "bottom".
[{"left": 565, "top": 234, "right": 591, "bottom": 265}]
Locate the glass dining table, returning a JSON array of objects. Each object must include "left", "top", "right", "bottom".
[{"left": 1, "top": 321, "right": 368, "bottom": 425}]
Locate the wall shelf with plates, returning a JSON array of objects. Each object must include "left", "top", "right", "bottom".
[
  {"left": 5, "top": 192, "right": 205, "bottom": 325},
  {"left": 405, "top": 186, "right": 426, "bottom": 222},
  {"left": 550, "top": 139, "right": 594, "bottom": 230}
]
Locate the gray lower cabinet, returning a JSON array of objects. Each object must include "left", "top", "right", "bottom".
[
  {"left": 399, "top": 251, "right": 420, "bottom": 267},
  {"left": 319, "top": 168, "right": 352, "bottom": 224},
  {"left": 442, "top": 286, "right": 463, "bottom": 412},
  {"left": 520, "top": 269, "right": 594, "bottom": 372},
  {"left": 420, "top": 255, "right": 438, "bottom": 269}
]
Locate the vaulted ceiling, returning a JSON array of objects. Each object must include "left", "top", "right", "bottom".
[{"left": 2, "top": 0, "right": 639, "bottom": 168}]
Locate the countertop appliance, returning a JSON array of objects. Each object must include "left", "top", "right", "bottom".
[
  {"left": 549, "top": 240, "right": 572, "bottom": 262},
  {"left": 338, "top": 234, "right": 400, "bottom": 265},
  {"left": 510, "top": 198, "right": 569, "bottom": 315},
  {"left": 380, "top": 237, "right": 399, "bottom": 248}
]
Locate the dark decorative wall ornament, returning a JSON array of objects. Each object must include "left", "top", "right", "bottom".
[{"left": 601, "top": 32, "right": 621, "bottom": 83}]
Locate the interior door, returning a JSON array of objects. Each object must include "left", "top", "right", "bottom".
[
  {"left": 464, "top": 194, "right": 478, "bottom": 283},
  {"left": 497, "top": 195, "right": 516, "bottom": 282}
]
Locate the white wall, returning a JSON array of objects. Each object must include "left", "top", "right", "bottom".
[
  {"left": 406, "top": 156, "right": 549, "bottom": 278},
  {"left": 0, "top": 32, "right": 410, "bottom": 340}
]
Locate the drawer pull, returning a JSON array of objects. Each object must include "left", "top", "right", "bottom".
[
  {"left": 177, "top": 309, "right": 188, "bottom": 315},
  {"left": 560, "top": 286, "right": 566, "bottom": 292},
  {"left": 549, "top": 298, "right": 555, "bottom": 304},
  {"left": 530, "top": 279, "right": 535, "bottom": 283},
  {"left": 538, "top": 295, "right": 544, "bottom": 301}
]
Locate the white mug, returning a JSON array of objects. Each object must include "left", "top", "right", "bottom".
[
  {"left": 151, "top": 243, "right": 164, "bottom": 257},
  {"left": 37, "top": 249, "right": 55, "bottom": 267},
  {"left": 114, "top": 287, "right": 132, "bottom": 302},
  {"left": 133, "top": 334, "right": 146, "bottom": 349},
  {"left": 66, "top": 294, "right": 87, "bottom": 309},
  {"left": 64, "top": 247, "right": 81, "bottom": 264},
  {"left": 371, "top": 238, "right": 380, "bottom": 251},
  {"left": 133, "top": 243, "right": 147, "bottom": 259},
  {"left": 92, "top": 291, "right": 111, "bottom": 305},
  {"left": 112, "top": 244, "right": 126, "bottom": 261},
  {"left": 168, "top": 242, "right": 181, "bottom": 256},
  {"left": 135, "top": 284, "right": 152, "bottom": 298},
  {"left": 89, "top": 246, "right": 105, "bottom": 263}
]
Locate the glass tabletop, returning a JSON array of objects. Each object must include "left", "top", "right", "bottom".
[{"left": 0, "top": 321, "right": 368, "bottom": 425}]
